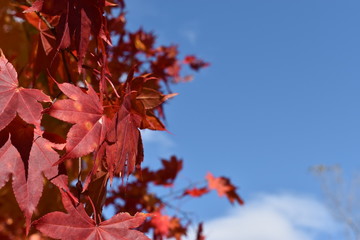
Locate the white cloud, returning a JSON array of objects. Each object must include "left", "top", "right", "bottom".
[
  {"left": 141, "top": 129, "right": 174, "bottom": 148},
  {"left": 198, "top": 193, "right": 340, "bottom": 240},
  {"left": 140, "top": 129, "right": 176, "bottom": 158}
]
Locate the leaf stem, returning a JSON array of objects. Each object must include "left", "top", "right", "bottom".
[{"left": 61, "top": 51, "right": 73, "bottom": 83}]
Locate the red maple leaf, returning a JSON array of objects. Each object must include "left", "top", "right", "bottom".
[
  {"left": 47, "top": 81, "right": 109, "bottom": 162},
  {"left": 34, "top": 191, "right": 150, "bottom": 240},
  {"left": 21, "top": 10, "right": 60, "bottom": 79},
  {"left": 0, "top": 127, "right": 71, "bottom": 233},
  {"left": 29, "top": 132, "right": 70, "bottom": 199},
  {"left": 25, "top": 132, "right": 71, "bottom": 231},
  {"left": 153, "top": 156, "right": 183, "bottom": 186},
  {"left": 106, "top": 95, "right": 143, "bottom": 178},
  {"left": 103, "top": 73, "right": 176, "bottom": 179},
  {"left": 147, "top": 208, "right": 187, "bottom": 239},
  {"left": 0, "top": 50, "right": 51, "bottom": 131},
  {"left": 183, "top": 187, "right": 209, "bottom": 198},
  {"left": 0, "top": 137, "right": 28, "bottom": 226},
  {"left": 150, "top": 210, "right": 171, "bottom": 237},
  {"left": 183, "top": 55, "right": 210, "bottom": 71},
  {"left": 206, "top": 172, "right": 244, "bottom": 205},
  {"left": 136, "top": 87, "right": 177, "bottom": 110}
]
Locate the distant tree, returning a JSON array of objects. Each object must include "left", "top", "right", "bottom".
[
  {"left": 312, "top": 165, "right": 360, "bottom": 240},
  {"left": 0, "top": 0, "right": 242, "bottom": 239}
]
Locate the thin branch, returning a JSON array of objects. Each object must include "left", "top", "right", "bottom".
[
  {"left": 161, "top": 200, "right": 194, "bottom": 223},
  {"left": 25, "top": 0, "right": 56, "bottom": 35},
  {"left": 158, "top": 180, "right": 207, "bottom": 199}
]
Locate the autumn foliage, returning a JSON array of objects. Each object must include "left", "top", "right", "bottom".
[{"left": 0, "top": 0, "right": 242, "bottom": 239}]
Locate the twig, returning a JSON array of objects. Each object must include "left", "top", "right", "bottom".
[
  {"left": 161, "top": 200, "right": 194, "bottom": 223},
  {"left": 25, "top": 0, "right": 56, "bottom": 35},
  {"left": 158, "top": 180, "right": 206, "bottom": 199}
]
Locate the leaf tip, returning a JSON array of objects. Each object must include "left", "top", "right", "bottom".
[{"left": 105, "top": 1, "right": 118, "bottom": 7}]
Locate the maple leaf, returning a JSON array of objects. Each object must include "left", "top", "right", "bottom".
[
  {"left": 0, "top": 122, "right": 71, "bottom": 233},
  {"left": 34, "top": 191, "right": 150, "bottom": 240},
  {"left": 0, "top": 137, "right": 28, "bottom": 226},
  {"left": 22, "top": 132, "right": 71, "bottom": 232},
  {"left": 167, "top": 217, "right": 187, "bottom": 240},
  {"left": 206, "top": 172, "right": 244, "bottom": 205},
  {"left": 183, "top": 55, "right": 210, "bottom": 71},
  {"left": 136, "top": 88, "right": 177, "bottom": 110},
  {"left": 0, "top": 50, "right": 51, "bottom": 131},
  {"left": 153, "top": 156, "right": 183, "bottom": 186},
  {"left": 133, "top": 156, "right": 182, "bottom": 188},
  {"left": 183, "top": 187, "right": 209, "bottom": 198},
  {"left": 150, "top": 211, "right": 187, "bottom": 240},
  {"left": 103, "top": 73, "right": 176, "bottom": 178},
  {"left": 47, "top": 81, "right": 109, "bottom": 162},
  {"left": 106, "top": 95, "right": 143, "bottom": 178},
  {"left": 29, "top": 132, "right": 70, "bottom": 199},
  {"left": 150, "top": 210, "right": 171, "bottom": 236},
  {"left": 21, "top": 10, "right": 60, "bottom": 79}
]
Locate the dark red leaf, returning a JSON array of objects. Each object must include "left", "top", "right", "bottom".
[
  {"left": 183, "top": 187, "right": 209, "bottom": 198},
  {"left": 184, "top": 55, "right": 210, "bottom": 71},
  {"left": 106, "top": 95, "right": 143, "bottom": 178},
  {"left": 0, "top": 129, "right": 71, "bottom": 233},
  {"left": 153, "top": 156, "right": 183, "bottom": 186},
  {"left": 196, "top": 222, "right": 205, "bottom": 240}
]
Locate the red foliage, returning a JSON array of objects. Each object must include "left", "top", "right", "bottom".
[
  {"left": 47, "top": 81, "right": 109, "bottom": 163},
  {"left": 34, "top": 191, "right": 150, "bottom": 240},
  {"left": 183, "top": 187, "right": 209, "bottom": 198},
  {"left": 0, "top": 51, "right": 51, "bottom": 131},
  {"left": 0, "top": 0, "right": 240, "bottom": 239},
  {"left": 206, "top": 173, "right": 244, "bottom": 205}
]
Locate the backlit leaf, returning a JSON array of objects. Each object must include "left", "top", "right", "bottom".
[
  {"left": 48, "top": 82, "right": 109, "bottom": 162},
  {"left": 0, "top": 50, "right": 51, "bottom": 131},
  {"left": 34, "top": 191, "right": 150, "bottom": 240}
]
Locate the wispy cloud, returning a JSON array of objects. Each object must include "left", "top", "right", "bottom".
[
  {"left": 193, "top": 193, "right": 340, "bottom": 240},
  {"left": 180, "top": 29, "right": 198, "bottom": 45}
]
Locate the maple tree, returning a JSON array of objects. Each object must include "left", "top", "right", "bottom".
[{"left": 0, "top": 0, "right": 242, "bottom": 239}]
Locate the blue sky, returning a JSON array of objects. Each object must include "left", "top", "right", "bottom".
[{"left": 122, "top": 1, "right": 360, "bottom": 239}]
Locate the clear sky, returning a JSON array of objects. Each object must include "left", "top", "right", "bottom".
[{"left": 123, "top": 1, "right": 360, "bottom": 239}]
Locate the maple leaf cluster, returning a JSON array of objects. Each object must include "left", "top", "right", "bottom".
[
  {"left": 0, "top": 0, "right": 241, "bottom": 239},
  {"left": 106, "top": 157, "right": 243, "bottom": 240}
]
